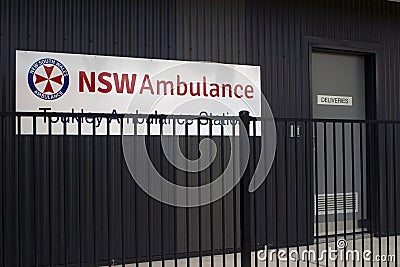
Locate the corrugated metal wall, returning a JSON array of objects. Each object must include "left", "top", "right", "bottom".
[
  {"left": 2, "top": 0, "right": 400, "bottom": 118},
  {"left": 1, "top": 0, "right": 400, "bottom": 266}
]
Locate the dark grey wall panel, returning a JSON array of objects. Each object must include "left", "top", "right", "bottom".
[
  {"left": 2, "top": 0, "right": 400, "bottom": 266},
  {"left": 2, "top": 0, "right": 400, "bottom": 119}
]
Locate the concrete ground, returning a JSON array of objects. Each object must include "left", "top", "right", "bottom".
[{"left": 104, "top": 235, "right": 400, "bottom": 267}]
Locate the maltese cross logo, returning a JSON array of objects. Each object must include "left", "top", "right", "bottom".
[
  {"left": 28, "top": 58, "right": 69, "bottom": 100},
  {"left": 35, "top": 65, "right": 63, "bottom": 94}
]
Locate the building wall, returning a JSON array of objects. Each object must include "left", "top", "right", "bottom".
[
  {"left": 1, "top": 0, "right": 400, "bottom": 266},
  {"left": 1, "top": 0, "right": 400, "bottom": 118}
]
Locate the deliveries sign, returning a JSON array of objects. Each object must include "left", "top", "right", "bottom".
[{"left": 16, "top": 50, "right": 262, "bottom": 134}]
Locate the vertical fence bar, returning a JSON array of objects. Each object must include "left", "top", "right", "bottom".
[
  {"left": 185, "top": 120, "right": 190, "bottom": 267},
  {"left": 159, "top": 117, "right": 165, "bottom": 267},
  {"left": 92, "top": 117, "right": 98, "bottom": 267},
  {"left": 332, "top": 122, "right": 338, "bottom": 266},
  {"left": 275, "top": 121, "right": 279, "bottom": 267},
  {"left": 304, "top": 121, "right": 310, "bottom": 267},
  {"left": 239, "top": 110, "right": 251, "bottom": 267},
  {"left": 221, "top": 122, "right": 226, "bottom": 267},
  {"left": 341, "top": 122, "right": 346, "bottom": 264},
  {"left": 33, "top": 115, "right": 38, "bottom": 267},
  {"left": 152, "top": 116, "right": 157, "bottom": 267},
  {"left": 360, "top": 122, "right": 365, "bottom": 267},
  {"left": 284, "top": 121, "right": 289, "bottom": 267},
  {"left": 120, "top": 118, "right": 125, "bottom": 267},
  {"left": 63, "top": 117, "right": 68, "bottom": 267},
  {"left": 350, "top": 122, "right": 356, "bottom": 265},
  {"left": 17, "top": 115, "right": 21, "bottom": 267},
  {"left": 323, "top": 122, "right": 328, "bottom": 267},
  {"left": 368, "top": 122, "right": 374, "bottom": 267},
  {"left": 232, "top": 122, "right": 238, "bottom": 267},
  {"left": 172, "top": 119, "right": 178, "bottom": 267},
  {"left": 147, "top": 119, "right": 153, "bottom": 267},
  {"left": 48, "top": 116, "right": 53, "bottom": 267},
  {"left": 385, "top": 123, "right": 390, "bottom": 265},
  {"left": 294, "top": 121, "right": 299, "bottom": 267},
  {"left": 209, "top": 120, "right": 214, "bottom": 267},
  {"left": 393, "top": 123, "right": 398, "bottom": 267},
  {"left": 107, "top": 118, "right": 111, "bottom": 267},
  {"left": 378, "top": 123, "right": 383, "bottom": 267},
  {"left": 342, "top": 122, "right": 348, "bottom": 266},
  {"left": 314, "top": 121, "right": 320, "bottom": 267},
  {"left": 133, "top": 118, "right": 139, "bottom": 266},
  {"left": 252, "top": 120, "right": 257, "bottom": 267},
  {"left": 197, "top": 120, "right": 203, "bottom": 267},
  {"left": 263, "top": 119, "right": 268, "bottom": 267},
  {"left": 2, "top": 115, "right": 11, "bottom": 267},
  {"left": 0, "top": 114, "right": 4, "bottom": 267},
  {"left": 78, "top": 117, "right": 82, "bottom": 267}
]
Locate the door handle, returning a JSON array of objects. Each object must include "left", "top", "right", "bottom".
[
  {"left": 290, "top": 124, "right": 301, "bottom": 138},
  {"left": 313, "top": 135, "right": 316, "bottom": 151}
]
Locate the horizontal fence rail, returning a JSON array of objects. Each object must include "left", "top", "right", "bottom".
[{"left": 0, "top": 112, "right": 399, "bottom": 266}]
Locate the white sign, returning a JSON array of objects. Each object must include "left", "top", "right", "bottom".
[
  {"left": 16, "top": 50, "right": 262, "bottom": 135},
  {"left": 317, "top": 95, "right": 353, "bottom": 106}
]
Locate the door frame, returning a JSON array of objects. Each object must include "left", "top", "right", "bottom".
[
  {"left": 305, "top": 36, "right": 380, "bottom": 120},
  {"left": 304, "top": 36, "right": 380, "bottom": 235}
]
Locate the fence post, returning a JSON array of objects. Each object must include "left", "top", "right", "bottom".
[{"left": 239, "top": 110, "right": 251, "bottom": 267}]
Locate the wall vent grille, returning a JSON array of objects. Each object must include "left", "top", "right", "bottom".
[{"left": 315, "top": 192, "right": 358, "bottom": 216}]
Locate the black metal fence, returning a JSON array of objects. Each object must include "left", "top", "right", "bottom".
[{"left": 0, "top": 111, "right": 399, "bottom": 266}]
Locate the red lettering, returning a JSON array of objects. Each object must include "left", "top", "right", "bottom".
[
  {"left": 244, "top": 85, "right": 254, "bottom": 99},
  {"left": 139, "top": 74, "right": 154, "bottom": 94},
  {"left": 222, "top": 84, "right": 232, "bottom": 98},
  {"left": 79, "top": 72, "right": 253, "bottom": 99},
  {"left": 177, "top": 75, "right": 187, "bottom": 96},
  {"left": 234, "top": 84, "right": 243, "bottom": 98},
  {"left": 202, "top": 76, "right": 208, "bottom": 97},
  {"left": 114, "top": 73, "right": 137, "bottom": 94},
  {"left": 189, "top": 82, "right": 201, "bottom": 96},
  {"left": 98, "top": 72, "right": 112, "bottom": 93},
  {"left": 79, "top": 71, "right": 95, "bottom": 92},
  {"left": 157, "top": 80, "right": 174, "bottom": 95},
  {"left": 209, "top": 83, "right": 220, "bottom": 97}
]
